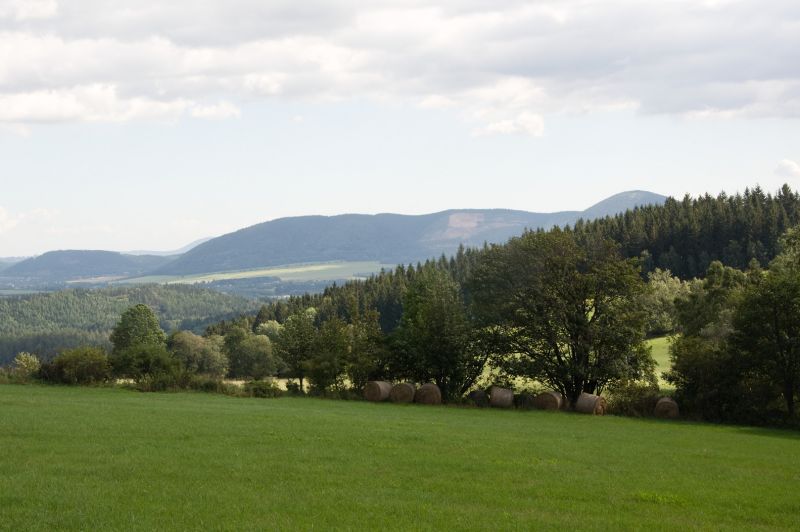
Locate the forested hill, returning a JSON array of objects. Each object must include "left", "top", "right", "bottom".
[
  {"left": 243, "top": 184, "right": 800, "bottom": 336},
  {"left": 573, "top": 185, "right": 800, "bottom": 278},
  {"left": 157, "top": 190, "right": 666, "bottom": 275},
  {"left": 4, "top": 250, "right": 174, "bottom": 281},
  {"left": 0, "top": 285, "right": 259, "bottom": 364}
]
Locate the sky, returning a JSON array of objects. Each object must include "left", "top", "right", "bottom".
[{"left": 1, "top": 0, "right": 799, "bottom": 256}]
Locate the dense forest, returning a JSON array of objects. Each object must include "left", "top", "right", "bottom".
[
  {"left": 0, "top": 285, "right": 258, "bottom": 364},
  {"left": 245, "top": 185, "right": 800, "bottom": 334},
  {"left": 574, "top": 185, "right": 800, "bottom": 278}
]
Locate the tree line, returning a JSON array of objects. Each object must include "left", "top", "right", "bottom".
[
  {"left": 4, "top": 184, "right": 800, "bottom": 427},
  {"left": 0, "top": 285, "right": 259, "bottom": 364}
]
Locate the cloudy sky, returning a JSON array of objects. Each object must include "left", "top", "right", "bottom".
[{"left": 1, "top": 0, "right": 799, "bottom": 256}]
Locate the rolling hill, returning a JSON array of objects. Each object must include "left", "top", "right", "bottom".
[
  {"left": 0, "top": 284, "right": 260, "bottom": 364},
  {"left": 2, "top": 190, "right": 666, "bottom": 282},
  {"left": 2, "top": 250, "right": 175, "bottom": 281},
  {"left": 157, "top": 190, "right": 666, "bottom": 275}
]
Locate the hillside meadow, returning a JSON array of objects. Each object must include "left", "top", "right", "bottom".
[
  {"left": 119, "top": 261, "right": 393, "bottom": 285},
  {"left": 1, "top": 385, "right": 799, "bottom": 530}
]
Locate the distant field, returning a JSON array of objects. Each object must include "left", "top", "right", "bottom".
[
  {"left": 119, "top": 261, "right": 395, "bottom": 285},
  {"left": 2, "top": 385, "right": 799, "bottom": 530},
  {"left": 648, "top": 336, "right": 672, "bottom": 385}
]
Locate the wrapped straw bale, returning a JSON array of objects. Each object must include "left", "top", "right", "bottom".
[
  {"left": 363, "top": 381, "right": 392, "bottom": 402},
  {"left": 653, "top": 397, "right": 679, "bottom": 419},
  {"left": 467, "top": 389, "right": 489, "bottom": 407},
  {"left": 533, "top": 391, "right": 564, "bottom": 411},
  {"left": 575, "top": 392, "right": 607, "bottom": 415},
  {"left": 389, "top": 382, "right": 416, "bottom": 403},
  {"left": 414, "top": 383, "right": 442, "bottom": 405},
  {"left": 489, "top": 386, "right": 514, "bottom": 408}
]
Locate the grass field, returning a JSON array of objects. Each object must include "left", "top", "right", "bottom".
[
  {"left": 2, "top": 385, "right": 799, "bottom": 530},
  {"left": 119, "top": 261, "right": 394, "bottom": 285},
  {"left": 648, "top": 336, "right": 672, "bottom": 386}
]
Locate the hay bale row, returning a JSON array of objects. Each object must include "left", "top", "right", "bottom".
[
  {"left": 363, "top": 381, "right": 392, "bottom": 402},
  {"left": 369, "top": 383, "right": 676, "bottom": 421},
  {"left": 575, "top": 392, "right": 607, "bottom": 415},
  {"left": 389, "top": 382, "right": 416, "bottom": 403}
]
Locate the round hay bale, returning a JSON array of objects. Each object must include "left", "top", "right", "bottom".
[
  {"left": 514, "top": 393, "right": 536, "bottom": 410},
  {"left": 414, "top": 383, "right": 442, "bottom": 405},
  {"left": 489, "top": 386, "right": 514, "bottom": 408},
  {"left": 363, "top": 380, "right": 392, "bottom": 402},
  {"left": 575, "top": 392, "right": 607, "bottom": 415},
  {"left": 467, "top": 389, "right": 489, "bottom": 408},
  {"left": 389, "top": 382, "right": 416, "bottom": 403},
  {"left": 533, "top": 391, "right": 564, "bottom": 411},
  {"left": 653, "top": 397, "right": 679, "bottom": 419}
]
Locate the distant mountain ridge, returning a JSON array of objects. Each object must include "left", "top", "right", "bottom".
[
  {"left": 3, "top": 250, "right": 174, "bottom": 281},
  {"left": 157, "top": 190, "right": 666, "bottom": 275},
  {"left": 2, "top": 190, "right": 666, "bottom": 282}
]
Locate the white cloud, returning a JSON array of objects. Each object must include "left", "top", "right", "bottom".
[
  {"left": 775, "top": 159, "right": 800, "bottom": 179},
  {"left": 190, "top": 101, "right": 240, "bottom": 120},
  {"left": 0, "top": 85, "right": 189, "bottom": 123},
  {"left": 0, "top": 0, "right": 57, "bottom": 20},
  {"left": 480, "top": 112, "right": 545, "bottom": 137},
  {"left": 0, "top": 1, "right": 799, "bottom": 132},
  {"left": 0, "top": 206, "right": 20, "bottom": 233}
]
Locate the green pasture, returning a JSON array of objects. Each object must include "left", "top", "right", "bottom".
[
  {"left": 648, "top": 336, "right": 673, "bottom": 386},
  {"left": 2, "top": 385, "right": 799, "bottom": 530},
  {"left": 119, "top": 261, "right": 394, "bottom": 285}
]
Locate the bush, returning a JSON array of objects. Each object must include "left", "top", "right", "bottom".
[
  {"left": 133, "top": 370, "right": 192, "bottom": 392},
  {"left": 39, "top": 347, "right": 111, "bottom": 385},
  {"left": 607, "top": 381, "right": 662, "bottom": 417},
  {"left": 13, "top": 352, "right": 41, "bottom": 381},
  {"left": 243, "top": 380, "right": 283, "bottom": 398},
  {"left": 188, "top": 375, "right": 225, "bottom": 393},
  {"left": 111, "top": 344, "right": 179, "bottom": 382}
]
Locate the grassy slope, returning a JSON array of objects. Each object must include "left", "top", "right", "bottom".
[
  {"left": 2, "top": 385, "right": 799, "bottom": 530},
  {"left": 648, "top": 336, "right": 672, "bottom": 386}
]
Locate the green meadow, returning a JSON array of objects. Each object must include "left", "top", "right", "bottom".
[
  {"left": 2, "top": 385, "right": 799, "bottom": 530},
  {"left": 648, "top": 336, "right": 672, "bottom": 386}
]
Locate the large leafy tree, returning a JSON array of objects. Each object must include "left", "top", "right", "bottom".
[
  {"left": 469, "top": 229, "right": 653, "bottom": 407},
  {"left": 109, "top": 304, "right": 166, "bottom": 355},
  {"left": 167, "top": 331, "right": 228, "bottom": 378},
  {"left": 224, "top": 327, "right": 280, "bottom": 380},
  {"left": 664, "top": 262, "right": 757, "bottom": 422},
  {"left": 274, "top": 309, "right": 317, "bottom": 389},
  {"left": 345, "top": 309, "right": 388, "bottom": 391},
  {"left": 304, "top": 317, "right": 350, "bottom": 393},
  {"left": 392, "top": 266, "right": 485, "bottom": 402},
  {"left": 109, "top": 304, "right": 171, "bottom": 380},
  {"left": 732, "top": 231, "right": 800, "bottom": 418}
]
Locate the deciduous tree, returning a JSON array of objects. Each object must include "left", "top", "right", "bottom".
[{"left": 469, "top": 230, "right": 653, "bottom": 407}]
